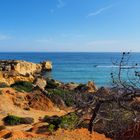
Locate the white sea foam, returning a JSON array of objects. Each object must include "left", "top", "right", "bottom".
[{"left": 96, "top": 65, "right": 140, "bottom": 68}]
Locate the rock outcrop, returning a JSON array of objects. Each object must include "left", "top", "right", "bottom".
[
  {"left": 0, "top": 60, "right": 52, "bottom": 85},
  {"left": 75, "top": 81, "right": 97, "bottom": 93},
  {"left": 0, "top": 88, "right": 62, "bottom": 116},
  {"left": 0, "top": 71, "right": 34, "bottom": 85},
  {"left": 41, "top": 61, "right": 52, "bottom": 71},
  {"left": 0, "top": 60, "right": 52, "bottom": 75},
  {"left": 28, "top": 89, "right": 55, "bottom": 111},
  {"left": 33, "top": 77, "right": 47, "bottom": 90}
]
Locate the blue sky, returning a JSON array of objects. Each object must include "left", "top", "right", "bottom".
[{"left": 0, "top": 0, "right": 140, "bottom": 52}]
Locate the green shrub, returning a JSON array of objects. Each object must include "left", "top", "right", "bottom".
[
  {"left": 3, "top": 115, "right": 34, "bottom": 125},
  {"left": 59, "top": 112, "right": 80, "bottom": 130},
  {"left": 77, "top": 120, "right": 89, "bottom": 129},
  {"left": 3, "top": 115, "right": 22, "bottom": 125},
  {"left": 43, "top": 112, "right": 80, "bottom": 131},
  {"left": 47, "top": 89, "right": 75, "bottom": 107},
  {"left": 48, "top": 124, "right": 55, "bottom": 133},
  {"left": 43, "top": 115, "right": 50, "bottom": 122},
  {"left": 11, "top": 81, "right": 33, "bottom": 92},
  {"left": 21, "top": 117, "right": 34, "bottom": 124},
  {"left": 0, "top": 82, "right": 9, "bottom": 88},
  {"left": 43, "top": 115, "right": 61, "bottom": 127},
  {"left": 46, "top": 79, "right": 60, "bottom": 89}
]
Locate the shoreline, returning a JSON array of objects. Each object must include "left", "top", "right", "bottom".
[{"left": 0, "top": 59, "right": 139, "bottom": 139}]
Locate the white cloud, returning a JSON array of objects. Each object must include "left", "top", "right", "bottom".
[
  {"left": 0, "top": 35, "right": 12, "bottom": 41},
  {"left": 57, "top": 0, "right": 65, "bottom": 8},
  {"left": 87, "top": 5, "right": 113, "bottom": 17}
]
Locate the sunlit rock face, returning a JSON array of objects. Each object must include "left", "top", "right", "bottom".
[
  {"left": 0, "top": 60, "right": 52, "bottom": 85},
  {"left": 0, "top": 71, "right": 34, "bottom": 85},
  {"left": 41, "top": 61, "right": 52, "bottom": 71},
  {"left": 12, "top": 61, "right": 42, "bottom": 75},
  {"left": 75, "top": 81, "right": 97, "bottom": 94}
]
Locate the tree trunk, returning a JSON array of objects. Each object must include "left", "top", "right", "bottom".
[{"left": 88, "top": 101, "right": 103, "bottom": 133}]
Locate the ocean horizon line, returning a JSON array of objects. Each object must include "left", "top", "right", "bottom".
[{"left": 0, "top": 51, "right": 139, "bottom": 53}]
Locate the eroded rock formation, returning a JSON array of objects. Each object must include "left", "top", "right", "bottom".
[{"left": 0, "top": 60, "right": 52, "bottom": 85}]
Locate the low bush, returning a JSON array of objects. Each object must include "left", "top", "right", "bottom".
[
  {"left": 47, "top": 89, "right": 75, "bottom": 107},
  {"left": 48, "top": 124, "right": 56, "bottom": 133},
  {"left": 3, "top": 115, "right": 34, "bottom": 125},
  {"left": 21, "top": 117, "right": 34, "bottom": 124},
  {"left": 0, "top": 82, "right": 9, "bottom": 88},
  {"left": 46, "top": 78, "right": 60, "bottom": 89},
  {"left": 59, "top": 112, "right": 80, "bottom": 130},
  {"left": 43, "top": 112, "right": 80, "bottom": 130},
  {"left": 43, "top": 115, "right": 61, "bottom": 128},
  {"left": 93, "top": 102, "right": 135, "bottom": 137},
  {"left": 3, "top": 115, "right": 22, "bottom": 125},
  {"left": 11, "top": 81, "right": 34, "bottom": 92}
]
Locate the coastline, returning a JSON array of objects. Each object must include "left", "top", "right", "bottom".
[
  {"left": 0, "top": 59, "right": 139, "bottom": 139},
  {"left": 0, "top": 59, "right": 108, "bottom": 139}
]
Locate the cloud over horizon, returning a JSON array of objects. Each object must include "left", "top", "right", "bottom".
[{"left": 87, "top": 5, "right": 113, "bottom": 17}]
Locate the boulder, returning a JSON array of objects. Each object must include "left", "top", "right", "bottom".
[
  {"left": 13, "top": 61, "right": 41, "bottom": 75},
  {"left": 63, "top": 82, "right": 79, "bottom": 90},
  {"left": 41, "top": 61, "right": 52, "bottom": 71},
  {"left": 86, "top": 81, "right": 97, "bottom": 93},
  {"left": 75, "top": 81, "right": 97, "bottom": 93},
  {"left": 34, "top": 77, "right": 47, "bottom": 90},
  {"left": 46, "top": 78, "right": 62, "bottom": 89}
]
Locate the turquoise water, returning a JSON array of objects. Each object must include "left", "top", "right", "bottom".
[{"left": 0, "top": 52, "right": 140, "bottom": 87}]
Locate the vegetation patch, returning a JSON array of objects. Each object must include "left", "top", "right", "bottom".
[
  {"left": 43, "top": 112, "right": 80, "bottom": 131},
  {"left": 0, "top": 82, "right": 9, "bottom": 88},
  {"left": 3, "top": 115, "right": 34, "bottom": 125},
  {"left": 93, "top": 102, "right": 135, "bottom": 137},
  {"left": 47, "top": 124, "right": 56, "bottom": 133},
  {"left": 47, "top": 89, "right": 76, "bottom": 107},
  {"left": 59, "top": 112, "right": 80, "bottom": 130},
  {"left": 11, "top": 81, "right": 34, "bottom": 92},
  {"left": 45, "top": 78, "right": 60, "bottom": 89},
  {"left": 21, "top": 117, "right": 34, "bottom": 124},
  {"left": 43, "top": 115, "right": 61, "bottom": 130}
]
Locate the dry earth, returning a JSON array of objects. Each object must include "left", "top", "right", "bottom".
[{"left": 0, "top": 88, "right": 111, "bottom": 140}]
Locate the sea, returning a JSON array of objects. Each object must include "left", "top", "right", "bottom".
[{"left": 0, "top": 52, "right": 140, "bottom": 87}]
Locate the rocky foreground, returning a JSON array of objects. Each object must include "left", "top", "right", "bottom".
[{"left": 0, "top": 60, "right": 140, "bottom": 139}]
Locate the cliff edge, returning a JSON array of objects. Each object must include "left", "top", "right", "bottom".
[{"left": 0, "top": 60, "right": 52, "bottom": 85}]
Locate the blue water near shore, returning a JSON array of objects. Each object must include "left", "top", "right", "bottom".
[{"left": 0, "top": 52, "right": 140, "bottom": 87}]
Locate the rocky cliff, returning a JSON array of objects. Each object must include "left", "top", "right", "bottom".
[{"left": 0, "top": 60, "right": 52, "bottom": 85}]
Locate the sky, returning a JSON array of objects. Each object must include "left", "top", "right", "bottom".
[{"left": 0, "top": 0, "right": 140, "bottom": 52}]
